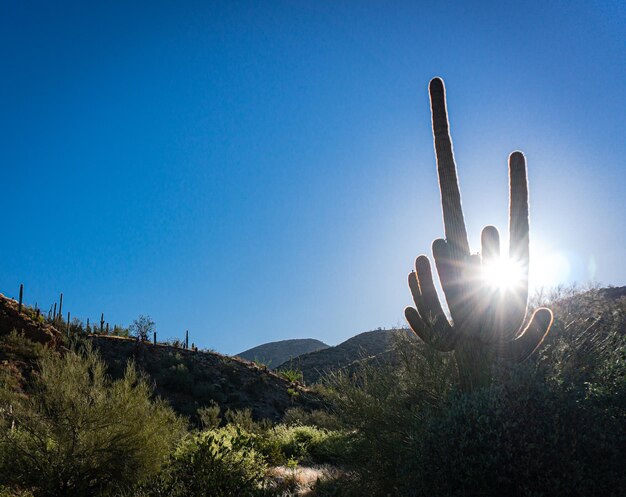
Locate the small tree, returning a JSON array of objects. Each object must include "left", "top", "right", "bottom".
[
  {"left": 130, "top": 314, "right": 156, "bottom": 342},
  {"left": 0, "top": 343, "right": 184, "bottom": 496}
]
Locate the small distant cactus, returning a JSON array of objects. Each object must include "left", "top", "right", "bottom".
[
  {"left": 18, "top": 284, "right": 23, "bottom": 313},
  {"left": 404, "top": 78, "right": 553, "bottom": 390},
  {"left": 100, "top": 313, "right": 105, "bottom": 334}
]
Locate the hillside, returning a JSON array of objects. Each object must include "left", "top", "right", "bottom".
[
  {"left": 237, "top": 338, "right": 329, "bottom": 368},
  {"left": 0, "top": 293, "right": 62, "bottom": 347},
  {"left": 0, "top": 294, "right": 319, "bottom": 423},
  {"left": 277, "top": 328, "right": 412, "bottom": 383},
  {"left": 90, "top": 336, "right": 320, "bottom": 422}
]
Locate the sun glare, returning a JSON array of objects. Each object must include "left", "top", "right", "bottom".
[{"left": 482, "top": 258, "right": 525, "bottom": 291}]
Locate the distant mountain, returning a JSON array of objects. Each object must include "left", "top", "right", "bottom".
[
  {"left": 276, "top": 328, "right": 412, "bottom": 384},
  {"left": 237, "top": 338, "right": 330, "bottom": 368}
]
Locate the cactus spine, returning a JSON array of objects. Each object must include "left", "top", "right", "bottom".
[
  {"left": 18, "top": 284, "right": 23, "bottom": 313},
  {"left": 404, "top": 78, "right": 553, "bottom": 390}
]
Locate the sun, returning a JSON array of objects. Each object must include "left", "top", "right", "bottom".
[{"left": 482, "top": 257, "right": 526, "bottom": 291}]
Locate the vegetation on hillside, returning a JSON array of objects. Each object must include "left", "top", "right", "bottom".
[
  {"left": 322, "top": 286, "right": 626, "bottom": 496},
  {"left": 0, "top": 286, "right": 624, "bottom": 497},
  {"left": 0, "top": 335, "right": 184, "bottom": 497}
]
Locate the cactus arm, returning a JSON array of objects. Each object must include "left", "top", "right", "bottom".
[
  {"left": 477, "top": 226, "right": 502, "bottom": 342},
  {"left": 404, "top": 306, "right": 457, "bottom": 352},
  {"left": 481, "top": 226, "right": 500, "bottom": 262},
  {"left": 508, "top": 152, "right": 530, "bottom": 265},
  {"left": 498, "top": 307, "right": 553, "bottom": 361},
  {"left": 429, "top": 77, "right": 470, "bottom": 258},
  {"left": 431, "top": 239, "right": 466, "bottom": 327},
  {"left": 408, "top": 271, "right": 427, "bottom": 316},
  {"left": 500, "top": 152, "right": 531, "bottom": 339},
  {"left": 414, "top": 256, "right": 450, "bottom": 327},
  {"left": 404, "top": 306, "right": 431, "bottom": 345},
  {"left": 406, "top": 257, "right": 457, "bottom": 351}
]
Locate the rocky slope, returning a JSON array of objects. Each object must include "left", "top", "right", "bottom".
[
  {"left": 237, "top": 338, "right": 329, "bottom": 368},
  {"left": 0, "top": 293, "right": 62, "bottom": 347}
]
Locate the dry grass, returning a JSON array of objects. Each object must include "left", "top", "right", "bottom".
[{"left": 266, "top": 464, "right": 343, "bottom": 496}]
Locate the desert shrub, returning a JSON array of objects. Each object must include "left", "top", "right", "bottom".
[
  {"left": 255, "top": 424, "right": 351, "bottom": 466},
  {"left": 406, "top": 363, "right": 626, "bottom": 497},
  {"left": 159, "top": 362, "right": 194, "bottom": 392},
  {"left": 282, "top": 407, "right": 342, "bottom": 431},
  {"left": 0, "top": 343, "right": 185, "bottom": 497},
  {"left": 140, "top": 426, "right": 267, "bottom": 497},
  {"left": 197, "top": 400, "right": 221, "bottom": 429},
  {"left": 325, "top": 288, "right": 626, "bottom": 497},
  {"left": 279, "top": 368, "right": 303, "bottom": 383},
  {"left": 0, "top": 487, "right": 34, "bottom": 497},
  {"left": 0, "top": 330, "right": 46, "bottom": 364},
  {"left": 224, "top": 407, "right": 258, "bottom": 432}
]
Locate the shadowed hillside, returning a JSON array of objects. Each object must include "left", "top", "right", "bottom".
[
  {"left": 237, "top": 338, "right": 329, "bottom": 368},
  {"left": 90, "top": 335, "right": 320, "bottom": 422},
  {"left": 0, "top": 294, "right": 319, "bottom": 423},
  {"left": 277, "top": 328, "right": 412, "bottom": 384}
]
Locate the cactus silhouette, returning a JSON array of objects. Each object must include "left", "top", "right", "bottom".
[{"left": 404, "top": 78, "right": 553, "bottom": 390}]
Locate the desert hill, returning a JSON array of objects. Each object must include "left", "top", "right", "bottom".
[
  {"left": 277, "top": 328, "right": 412, "bottom": 384},
  {"left": 0, "top": 293, "right": 319, "bottom": 423},
  {"left": 237, "top": 338, "right": 329, "bottom": 368}
]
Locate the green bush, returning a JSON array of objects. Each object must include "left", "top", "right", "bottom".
[
  {"left": 282, "top": 407, "right": 342, "bottom": 431},
  {"left": 255, "top": 424, "right": 351, "bottom": 466},
  {"left": 279, "top": 368, "right": 303, "bottom": 383},
  {"left": 197, "top": 400, "right": 221, "bottom": 429},
  {"left": 141, "top": 426, "right": 267, "bottom": 497},
  {"left": 0, "top": 343, "right": 184, "bottom": 497},
  {"left": 324, "top": 288, "right": 626, "bottom": 497},
  {"left": 407, "top": 364, "right": 626, "bottom": 497}
]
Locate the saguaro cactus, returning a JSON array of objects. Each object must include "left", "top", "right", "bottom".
[
  {"left": 404, "top": 78, "right": 553, "bottom": 390},
  {"left": 18, "top": 284, "right": 23, "bottom": 313}
]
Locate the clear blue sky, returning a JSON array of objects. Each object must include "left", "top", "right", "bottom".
[{"left": 1, "top": 1, "right": 624, "bottom": 354}]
